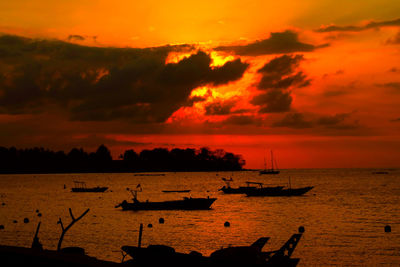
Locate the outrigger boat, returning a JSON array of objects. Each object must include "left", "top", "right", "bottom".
[
  {"left": 71, "top": 181, "right": 108, "bottom": 193},
  {"left": 162, "top": 190, "right": 191, "bottom": 193},
  {"left": 246, "top": 186, "right": 314, "bottom": 197},
  {"left": 116, "top": 186, "right": 216, "bottom": 211},
  {"left": 219, "top": 178, "right": 284, "bottom": 195},
  {"left": 246, "top": 177, "right": 313, "bottom": 197},
  {"left": 121, "top": 226, "right": 304, "bottom": 267}
]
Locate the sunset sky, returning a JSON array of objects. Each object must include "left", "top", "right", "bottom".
[{"left": 1, "top": 0, "right": 400, "bottom": 168}]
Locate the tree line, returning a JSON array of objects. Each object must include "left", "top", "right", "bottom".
[{"left": 0, "top": 145, "right": 245, "bottom": 174}]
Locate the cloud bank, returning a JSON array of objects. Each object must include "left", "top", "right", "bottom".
[
  {"left": 215, "top": 30, "right": 320, "bottom": 56},
  {"left": 0, "top": 34, "right": 249, "bottom": 123}
]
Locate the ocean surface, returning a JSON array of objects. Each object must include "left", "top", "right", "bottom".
[{"left": 0, "top": 169, "right": 399, "bottom": 266}]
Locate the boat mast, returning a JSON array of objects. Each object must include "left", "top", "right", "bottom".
[{"left": 270, "top": 150, "right": 274, "bottom": 171}]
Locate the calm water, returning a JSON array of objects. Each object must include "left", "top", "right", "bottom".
[{"left": 0, "top": 169, "right": 399, "bottom": 266}]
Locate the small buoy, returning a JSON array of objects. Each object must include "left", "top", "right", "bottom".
[
  {"left": 1, "top": 202, "right": 5, "bottom": 206},
  {"left": 13, "top": 220, "right": 17, "bottom": 223},
  {"left": 147, "top": 223, "right": 153, "bottom": 228},
  {"left": 159, "top": 218, "right": 165, "bottom": 224},
  {"left": 224, "top": 221, "right": 230, "bottom": 227},
  {"left": 298, "top": 226, "right": 305, "bottom": 233},
  {"left": 37, "top": 213, "right": 42, "bottom": 217},
  {"left": 36, "top": 209, "right": 39, "bottom": 213},
  {"left": 23, "top": 218, "right": 29, "bottom": 223},
  {"left": 0, "top": 225, "right": 4, "bottom": 230},
  {"left": 385, "top": 225, "right": 391, "bottom": 233}
]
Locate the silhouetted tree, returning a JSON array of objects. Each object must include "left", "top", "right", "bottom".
[{"left": 0, "top": 145, "right": 245, "bottom": 173}]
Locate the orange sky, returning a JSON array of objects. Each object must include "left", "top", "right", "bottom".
[{"left": 1, "top": 1, "right": 400, "bottom": 168}]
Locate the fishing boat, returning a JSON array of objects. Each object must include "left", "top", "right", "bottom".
[
  {"left": 219, "top": 178, "right": 284, "bottom": 195},
  {"left": 259, "top": 150, "right": 280, "bottom": 175},
  {"left": 372, "top": 171, "right": 389, "bottom": 174},
  {"left": 71, "top": 181, "right": 108, "bottom": 193},
  {"left": 162, "top": 190, "right": 191, "bottom": 193},
  {"left": 246, "top": 186, "right": 314, "bottom": 197},
  {"left": 115, "top": 186, "right": 216, "bottom": 211},
  {"left": 246, "top": 176, "right": 313, "bottom": 197}
]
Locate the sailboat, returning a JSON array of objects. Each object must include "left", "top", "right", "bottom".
[{"left": 259, "top": 150, "right": 280, "bottom": 175}]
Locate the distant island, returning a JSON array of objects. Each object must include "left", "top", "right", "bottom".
[{"left": 0, "top": 145, "right": 245, "bottom": 174}]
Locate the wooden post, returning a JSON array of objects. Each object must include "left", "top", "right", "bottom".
[
  {"left": 31, "top": 221, "right": 42, "bottom": 249},
  {"left": 138, "top": 223, "right": 143, "bottom": 248}
]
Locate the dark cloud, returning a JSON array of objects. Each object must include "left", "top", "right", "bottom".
[
  {"left": 250, "top": 55, "right": 310, "bottom": 113},
  {"left": 251, "top": 90, "right": 292, "bottom": 113},
  {"left": 376, "top": 82, "right": 400, "bottom": 91},
  {"left": 272, "top": 113, "right": 313, "bottom": 128},
  {"left": 0, "top": 34, "right": 248, "bottom": 123},
  {"left": 204, "top": 101, "right": 235, "bottom": 115},
  {"left": 323, "top": 69, "right": 345, "bottom": 79},
  {"left": 323, "top": 90, "right": 348, "bottom": 97},
  {"left": 315, "top": 18, "right": 400, "bottom": 32},
  {"left": 386, "top": 31, "right": 400, "bottom": 44},
  {"left": 222, "top": 115, "right": 263, "bottom": 126},
  {"left": 272, "top": 112, "right": 358, "bottom": 129},
  {"left": 257, "top": 55, "right": 310, "bottom": 89},
  {"left": 214, "top": 30, "right": 322, "bottom": 56},
  {"left": 68, "top": 34, "right": 85, "bottom": 41},
  {"left": 390, "top": 117, "right": 400, "bottom": 122},
  {"left": 209, "top": 59, "right": 249, "bottom": 85},
  {"left": 316, "top": 113, "right": 351, "bottom": 127},
  {"left": 389, "top": 67, "right": 398, "bottom": 73}
]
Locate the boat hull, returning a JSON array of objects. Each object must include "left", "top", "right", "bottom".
[
  {"left": 219, "top": 186, "right": 257, "bottom": 194},
  {"left": 117, "top": 197, "right": 217, "bottom": 211},
  {"left": 246, "top": 186, "right": 314, "bottom": 197},
  {"left": 162, "top": 190, "right": 191, "bottom": 193},
  {"left": 71, "top": 187, "right": 108, "bottom": 193},
  {"left": 259, "top": 170, "right": 280, "bottom": 175}
]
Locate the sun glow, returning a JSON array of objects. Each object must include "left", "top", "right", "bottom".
[{"left": 210, "top": 51, "right": 235, "bottom": 67}]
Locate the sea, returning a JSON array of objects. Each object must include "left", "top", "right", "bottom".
[{"left": 0, "top": 169, "right": 399, "bottom": 266}]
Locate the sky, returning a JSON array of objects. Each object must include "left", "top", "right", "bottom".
[{"left": 0, "top": 0, "right": 400, "bottom": 168}]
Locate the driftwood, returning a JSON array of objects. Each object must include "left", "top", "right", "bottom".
[{"left": 57, "top": 208, "right": 90, "bottom": 251}]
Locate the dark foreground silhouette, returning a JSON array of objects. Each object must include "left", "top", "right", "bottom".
[
  {"left": 0, "top": 145, "right": 245, "bottom": 174},
  {"left": 0, "top": 216, "right": 304, "bottom": 267},
  {"left": 121, "top": 231, "right": 303, "bottom": 267},
  {"left": 0, "top": 206, "right": 304, "bottom": 266}
]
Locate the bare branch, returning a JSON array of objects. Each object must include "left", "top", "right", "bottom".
[
  {"left": 57, "top": 218, "right": 64, "bottom": 231},
  {"left": 69, "top": 208, "right": 75, "bottom": 221},
  {"left": 57, "top": 208, "right": 90, "bottom": 251}
]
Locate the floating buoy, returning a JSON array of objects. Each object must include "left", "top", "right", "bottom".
[
  {"left": 37, "top": 213, "right": 42, "bottom": 217},
  {"left": 0, "top": 225, "right": 4, "bottom": 230},
  {"left": 385, "top": 225, "right": 391, "bottom": 233},
  {"left": 13, "top": 220, "right": 17, "bottom": 223},
  {"left": 224, "top": 221, "right": 230, "bottom": 227},
  {"left": 159, "top": 218, "right": 165, "bottom": 224},
  {"left": 1, "top": 203, "right": 5, "bottom": 206},
  {"left": 147, "top": 223, "right": 153, "bottom": 228},
  {"left": 298, "top": 226, "right": 305, "bottom": 233},
  {"left": 23, "top": 218, "right": 29, "bottom": 223},
  {"left": 36, "top": 209, "right": 39, "bottom": 213}
]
